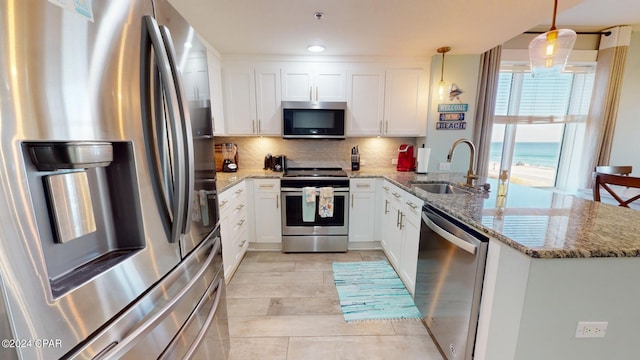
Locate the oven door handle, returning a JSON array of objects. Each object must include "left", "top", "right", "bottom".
[{"left": 281, "top": 187, "right": 350, "bottom": 193}]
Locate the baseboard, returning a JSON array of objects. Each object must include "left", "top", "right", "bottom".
[
  {"left": 248, "top": 241, "right": 383, "bottom": 251},
  {"left": 248, "top": 242, "right": 282, "bottom": 251},
  {"left": 348, "top": 241, "right": 382, "bottom": 250}
]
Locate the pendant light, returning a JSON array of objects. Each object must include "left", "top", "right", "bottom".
[
  {"left": 437, "top": 46, "right": 451, "bottom": 100},
  {"left": 528, "top": 0, "right": 576, "bottom": 77}
]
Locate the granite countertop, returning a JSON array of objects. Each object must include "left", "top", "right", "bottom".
[{"left": 216, "top": 168, "right": 640, "bottom": 259}]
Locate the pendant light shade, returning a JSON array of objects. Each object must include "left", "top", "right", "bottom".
[
  {"left": 437, "top": 46, "right": 451, "bottom": 100},
  {"left": 528, "top": 0, "right": 576, "bottom": 77}
]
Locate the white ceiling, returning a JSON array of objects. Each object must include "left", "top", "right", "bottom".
[{"left": 169, "top": 0, "right": 640, "bottom": 57}]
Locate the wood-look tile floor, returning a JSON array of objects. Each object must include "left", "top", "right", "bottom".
[{"left": 225, "top": 250, "right": 444, "bottom": 360}]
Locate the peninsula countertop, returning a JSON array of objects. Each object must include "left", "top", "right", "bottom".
[{"left": 215, "top": 168, "right": 640, "bottom": 259}]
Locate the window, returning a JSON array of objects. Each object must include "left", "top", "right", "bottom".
[{"left": 489, "top": 66, "right": 595, "bottom": 187}]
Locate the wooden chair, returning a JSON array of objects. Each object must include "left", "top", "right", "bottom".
[
  {"left": 593, "top": 171, "right": 640, "bottom": 208},
  {"left": 595, "top": 165, "right": 632, "bottom": 176}
]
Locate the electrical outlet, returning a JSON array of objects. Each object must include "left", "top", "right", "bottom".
[
  {"left": 360, "top": 159, "right": 366, "bottom": 166},
  {"left": 391, "top": 158, "right": 398, "bottom": 165},
  {"left": 575, "top": 321, "right": 608, "bottom": 338},
  {"left": 439, "top": 162, "right": 451, "bottom": 171}
]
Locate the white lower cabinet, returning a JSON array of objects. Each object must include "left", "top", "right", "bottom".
[
  {"left": 397, "top": 191, "right": 423, "bottom": 294},
  {"left": 348, "top": 178, "right": 377, "bottom": 245},
  {"left": 218, "top": 181, "right": 248, "bottom": 282},
  {"left": 378, "top": 180, "right": 423, "bottom": 295},
  {"left": 251, "top": 179, "right": 282, "bottom": 245}
]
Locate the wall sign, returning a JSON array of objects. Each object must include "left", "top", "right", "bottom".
[
  {"left": 438, "top": 103, "right": 468, "bottom": 113},
  {"left": 436, "top": 84, "right": 468, "bottom": 130},
  {"left": 439, "top": 113, "right": 465, "bottom": 121},
  {"left": 436, "top": 122, "right": 467, "bottom": 130}
]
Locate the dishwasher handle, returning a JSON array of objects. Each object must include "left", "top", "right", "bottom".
[{"left": 422, "top": 212, "right": 477, "bottom": 255}]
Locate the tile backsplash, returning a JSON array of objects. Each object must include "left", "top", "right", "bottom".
[{"left": 214, "top": 136, "right": 420, "bottom": 170}]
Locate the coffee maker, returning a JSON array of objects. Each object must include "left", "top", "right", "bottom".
[
  {"left": 396, "top": 144, "right": 415, "bottom": 172},
  {"left": 221, "top": 143, "right": 238, "bottom": 172}
]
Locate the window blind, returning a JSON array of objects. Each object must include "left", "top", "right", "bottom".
[{"left": 494, "top": 65, "right": 595, "bottom": 124}]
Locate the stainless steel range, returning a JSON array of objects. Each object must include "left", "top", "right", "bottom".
[{"left": 281, "top": 167, "right": 349, "bottom": 252}]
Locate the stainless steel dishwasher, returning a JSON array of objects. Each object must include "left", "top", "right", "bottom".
[{"left": 415, "top": 205, "right": 489, "bottom": 360}]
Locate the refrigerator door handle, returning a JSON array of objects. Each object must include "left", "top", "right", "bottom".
[
  {"left": 159, "top": 277, "right": 223, "bottom": 360},
  {"left": 159, "top": 25, "right": 194, "bottom": 236},
  {"left": 92, "top": 236, "right": 220, "bottom": 360},
  {"left": 140, "top": 15, "right": 187, "bottom": 244}
]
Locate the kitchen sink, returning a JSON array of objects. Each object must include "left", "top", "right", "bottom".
[{"left": 411, "top": 182, "right": 472, "bottom": 195}]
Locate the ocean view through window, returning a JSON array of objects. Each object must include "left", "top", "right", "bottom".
[
  {"left": 488, "top": 136, "right": 562, "bottom": 187},
  {"left": 488, "top": 66, "right": 595, "bottom": 188}
]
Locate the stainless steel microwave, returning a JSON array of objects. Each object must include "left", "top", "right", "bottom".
[{"left": 282, "top": 101, "right": 346, "bottom": 139}]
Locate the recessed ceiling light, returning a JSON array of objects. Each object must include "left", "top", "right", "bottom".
[
  {"left": 313, "top": 12, "right": 325, "bottom": 20},
  {"left": 307, "top": 44, "right": 325, "bottom": 53}
]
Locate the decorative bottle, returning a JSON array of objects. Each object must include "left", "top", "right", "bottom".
[{"left": 496, "top": 170, "right": 509, "bottom": 214}]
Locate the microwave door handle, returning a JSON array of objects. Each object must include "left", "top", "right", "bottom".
[{"left": 160, "top": 25, "right": 194, "bottom": 236}]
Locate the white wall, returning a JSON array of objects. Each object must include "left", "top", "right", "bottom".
[
  {"left": 609, "top": 30, "right": 640, "bottom": 175},
  {"left": 424, "top": 54, "right": 481, "bottom": 173}
]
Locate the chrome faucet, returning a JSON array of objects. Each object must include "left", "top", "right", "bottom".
[{"left": 447, "top": 138, "right": 478, "bottom": 187}]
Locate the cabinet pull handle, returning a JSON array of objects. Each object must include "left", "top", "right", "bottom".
[
  {"left": 384, "top": 199, "right": 389, "bottom": 214},
  {"left": 252, "top": 120, "right": 255, "bottom": 133},
  {"left": 356, "top": 184, "right": 370, "bottom": 188},
  {"left": 235, "top": 189, "right": 243, "bottom": 195},
  {"left": 219, "top": 200, "right": 228, "bottom": 207},
  {"left": 406, "top": 201, "right": 418, "bottom": 210},
  {"left": 276, "top": 195, "right": 279, "bottom": 209},
  {"left": 396, "top": 209, "right": 401, "bottom": 228},
  {"left": 309, "top": 86, "right": 312, "bottom": 101},
  {"left": 385, "top": 121, "right": 389, "bottom": 133},
  {"left": 382, "top": 186, "right": 389, "bottom": 191},
  {"left": 351, "top": 194, "right": 354, "bottom": 208},
  {"left": 259, "top": 184, "right": 275, "bottom": 189},
  {"left": 236, "top": 204, "right": 244, "bottom": 211},
  {"left": 258, "top": 120, "right": 261, "bottom": 133},
  {"left": 379, "top": 120, "right": 383, "bottom": 134},
  {"left": 316, "top": 86, "right": 319, "bottom": 102},
  {"left": 237, "top": 218, "right": 245, "bottom": 227},
  {"left": 392, "top": 192, "right": 401, "bottom": 199},
  {"left": 399, "top": 212, "right": 405, "bottom": 230}
]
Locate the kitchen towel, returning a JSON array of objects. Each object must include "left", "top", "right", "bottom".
[
  {"left": 302, "top": 187, "right": 316, "bottom": 222},
  {"left": 416, "top": 147, "right": 430, "bottom": 174},
  {"left": 319, "top": 187, "right": 334, "bottom": 218}
]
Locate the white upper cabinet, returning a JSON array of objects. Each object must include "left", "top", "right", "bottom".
[
  {"left": 383, "top": 68, "right": 428, "bottom": 136},
  {"left": 254, "top": 66, "right": 282, "bottom": 135},
  {"left": 346, "top": 68, "right": 386, "bottom": 136},
  {"left": 222, "top": 64, "right": 282, "bottom": 135},
  {"left": 182, "top": 57, "right": 210, "bottom": 101},
  {"left": 282, "top": 64, "right": 346, "bottom": 102},
  {"left": 206, "top": 49, "right": 225, "bottom": 135},
  {"left": 223, "top": 66, "right": 256, "bottom": 135}
]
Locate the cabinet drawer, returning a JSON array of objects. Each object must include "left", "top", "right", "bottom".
[
  {"left": 219, "top": 182, "right": 246, "bottom": 213},
  {"left": 386, "top": 183, "right": 404, "bottom": 204},
  {"left": 403, "top": 192, "right": 424, "bottom": 220},
  {"left": 253, "top": 178, "right": 280, "bottom": 193},
  {"left": 350, "top": 178, "right": 376, "bottom": 192}
]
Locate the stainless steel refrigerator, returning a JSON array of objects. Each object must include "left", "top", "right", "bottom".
[{"left": 0, "top": 1, "right": 228, "bottom": 359}]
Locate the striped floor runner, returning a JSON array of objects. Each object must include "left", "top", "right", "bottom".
[{"left": 332, "top": 260, "right": 422, "bottom": 322}]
